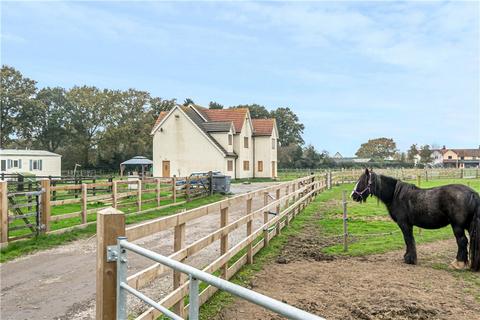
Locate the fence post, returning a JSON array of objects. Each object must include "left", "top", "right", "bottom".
[
  {"left": 93, "top": 178, "right": 96, "bottom": 197},
  {"left": 96, "top": 207, "right": 125, "bottom": 320},
  {"left": 263, "top": 192, "right": 269, "bottom": 247},
  {"left": 112, "top": 181, "right": 118, "bottom": 209},
  {"left": 172, "top": 176, "right": 177, "bottom": 203},
  {"left": 156, "top": 178, "right": 161, "bottom": 207},
  {"left": 220, "top": 204, "right": 229, "bottom": 278},
  {"left": 417, "top": 175, "right": 421, "bottom": 187},
  {"left": 292, "top": 183, "right": 296, "bottom": 216},
  {"left": 81, "top": 183, "right": 88, "bottom": 224},
  {"left": 137, "top": 179, "right": 142, "bottom": 212},
  {"left": 342, "top": 190, "right": 348, "bottom": 252},
  {"left": 285, "top": 185, "right": 290, "bottom": 226},
  {"left": 40, "top": 179, "right": 51, "bottom": 233},
  {"left": 173, "top": 217, "right": 186, "bottom": 317},
  {"left": 185, "top": 177, "right": 191, "bottom": 202},
  {"left": 0, "top": 181, "right": 8, "bottom": 246},
  {"left": 275, "top": 188, "right": 281, "bottom": 235},
  {"left": 208, "top": 171, "right": 213, "bottom": 196},
  {"left": 246, "top": 196, "right": 253, "bottom": 264}
]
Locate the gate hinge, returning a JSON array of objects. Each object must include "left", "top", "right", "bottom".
[{"left": 107, "top": 245, "right": 119, "bottom": 262}]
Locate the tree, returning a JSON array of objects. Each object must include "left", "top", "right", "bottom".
[
  {"left": 278, "top": 144, "right": 303, "bottom": 168},
  {"left": 31, "top": 87, "right": 70, "bottom": 152},
  {"left": 407, "top": 144, "right": 419, "bottom": 162},
  {"left": 0, "top": 65, "right": 38, "bottom": 148},
  {"left": 183, "top": 98, "right": 194, "bottom": 106},
  {"left": 65, "top": 86, "right": 111, "bottom": 167},
  {"left": 150, "top": 97, "right": 176, "bottom": 115},
  {"left": 355, "top": 137, "right": 397, "bottom": 159},
  {"left": 419, "top": 145, "right": 432, "bottom": 164},
  {"left": 270, "top": 107, "right": 305, "bottom": 146},
  {"left": 98, "top": 89, "right": 153, "bottom": 168},
  {"left": 231, "top": 104, "right": 270, "bottom": 119},
  {"left": 208, "top": 101, "right": 224, "bottom": 109}
]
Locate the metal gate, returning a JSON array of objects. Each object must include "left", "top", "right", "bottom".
[
  {"left": 108, "top": 237, "right": 325, "bottom": 320},
  {"left": 7, "top": 180, "right": 43, "bottom": 240}
]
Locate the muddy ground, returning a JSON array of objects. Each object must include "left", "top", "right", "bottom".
[
  {"left": 0, "top": 181, "right": 279, "bottom": 320},
  {"left": 216, "top": 215, "right": 480, "bottom": 320}
]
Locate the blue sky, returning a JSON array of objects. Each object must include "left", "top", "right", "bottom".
[{"left": 1, "top": 1, "right": 479, "bottom": 156}]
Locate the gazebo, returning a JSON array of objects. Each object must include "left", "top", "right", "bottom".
[{"left": 120, "top": 156, "right": 153, "bottom": 177}]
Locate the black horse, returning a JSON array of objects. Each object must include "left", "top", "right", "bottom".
[{"left": 351, "top": 168, "right": 480, "bottom": 271}]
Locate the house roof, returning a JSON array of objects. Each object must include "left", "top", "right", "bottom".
[
  {"left": 452, "top": 149, "right": 480, "bottom": 157},
  {"left": 195, "top": 107, "right": 249, "bottom": 133},
  {"left": 433, "top": 148, "right": 480, "bottom": 157},
  {"left": 0, "top": 149, "right": 61, "bottom": 157},
  {"left": 252, "top": 119, "right": 275, "bottom": 136},
  {"left": 151, "top": 105, "right": 237, "bottom": 158},
  {"left": 153, "top": 111, "right": 168, "bottom": 129},
  {"left": 202, "top": 122, "right": 233, "bottom": 133}
]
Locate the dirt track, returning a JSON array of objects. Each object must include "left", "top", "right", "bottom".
[
  {"left": 0, "top": 182, "right": 279, "bottom": 320},
  {"left": 216, "top": 229, "right": 480, "bottom": 320}
]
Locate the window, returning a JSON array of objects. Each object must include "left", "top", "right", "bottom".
[
  {"left": 227, "top": 160, "right": 233, "bottom": 171},
  {"left": 243, "top": 160, "right": 249, "bottom": 171},
  {"left": 461, "top": 156, "right": 465, "bottom": 160},
  {"left": 8, "top": 159, "right": 21, "bottom": 169},
  {"left": 272, "top": 138, "right": 276, "bottom": 150},
  {"left": 1, "top": 160, "right": 5, "bottom": 171},
  {"left": 30, "top": 159, "right": 43, "bottom": 171},
  {"left": 244, "top": 137, "right": 249, "bottom": 148},
  {"left": 228, "top": 134, "right": 233, "bottom": 146},
  {"left": 448, "top": 156, "right": 452, "bottom": 159},
  {"left": 258, "top": 161, "right": 263, "bottom": 172}
]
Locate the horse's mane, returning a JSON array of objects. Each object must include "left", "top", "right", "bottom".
[{"left": 372, "top": 173, "right": 418, "bottom": 206}]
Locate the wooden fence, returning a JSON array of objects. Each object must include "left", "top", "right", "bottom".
[
  {"left": 96, "top": 175, "right": 321, "bottom": 320},
  {"left": 0, "top": 175, "right": 213, "bottom": 246}
]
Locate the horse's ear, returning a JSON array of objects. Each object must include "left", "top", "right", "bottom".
[{"left": 364, "top": 168, "right": 369, "bottom": 175}]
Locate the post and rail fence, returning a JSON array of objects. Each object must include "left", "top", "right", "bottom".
[
  {"left": 0, "top": 174, "right": 213, "bottom": 247},
  {"left": 96, "top": 175, "right": 322, "bottom": 320}
]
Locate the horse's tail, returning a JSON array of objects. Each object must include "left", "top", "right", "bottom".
[{"left": 469, "top": 198, "right": 480, "bottom": 271}]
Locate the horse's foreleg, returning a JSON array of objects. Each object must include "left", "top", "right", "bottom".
[
  {"left": 398, "top": 223, "right": 417, "bottom": 264},
  {"left": 451, "top": 225, "right": 468, "bottom": 269}
]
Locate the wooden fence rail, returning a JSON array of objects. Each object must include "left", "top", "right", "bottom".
[
  {"left": 96, "top": 175, "right": 319, "bottom": 320},
  {"left": 0, "top": 175, "right": 212, "bottom": 246}
]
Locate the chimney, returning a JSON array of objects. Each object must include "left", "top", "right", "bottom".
[{"left": 442, "top": 145, "right": 446, "bottom": 150}]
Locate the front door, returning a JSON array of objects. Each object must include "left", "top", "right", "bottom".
[
  {"left": 162, "top": 161, "right": 170, "bottom": 177},
  {"left": 271, "top": 161, "right": 276, "bottom": 178}
]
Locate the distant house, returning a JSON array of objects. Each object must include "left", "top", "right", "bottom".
[
  {"left": 432, "top": 146, "right": 480, "bottom": 168},
  {"left": 0, "top": 149, "right": 62, "bottom": 176},
  {"left": 151, "top": 104, "right": 278, "bottom": 179}
]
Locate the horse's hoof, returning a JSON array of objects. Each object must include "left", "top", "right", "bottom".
[
  {"left": 404, "top": 256, "right": 417, "bottom": 265},
  {"left": 450, "top": 260, "right": 467, "bottom": 270}
]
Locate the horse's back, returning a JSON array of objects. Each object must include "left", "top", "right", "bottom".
[
  {"left": 396, "top": 183, "right": 478, "bottom": 229},
  {"left": 421, "top": 184, "right": 478, "bottom": 229}
]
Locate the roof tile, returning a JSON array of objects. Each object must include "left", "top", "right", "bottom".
[{"left": 252, "top": 119, "right": 275, "bottom": 136}]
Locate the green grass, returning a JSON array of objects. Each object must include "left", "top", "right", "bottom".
[
  {"left": 197, "top": 191, "right": 323, "bottom": 319},
  {"left": 0, "top": 194, "right": 224, "bottom": 263},
  {"left": 319, "top": 179, "right": 480, "bottom": 256},
  {"left": 197, "top": 178, "right": 480, "bottom": 318}
]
